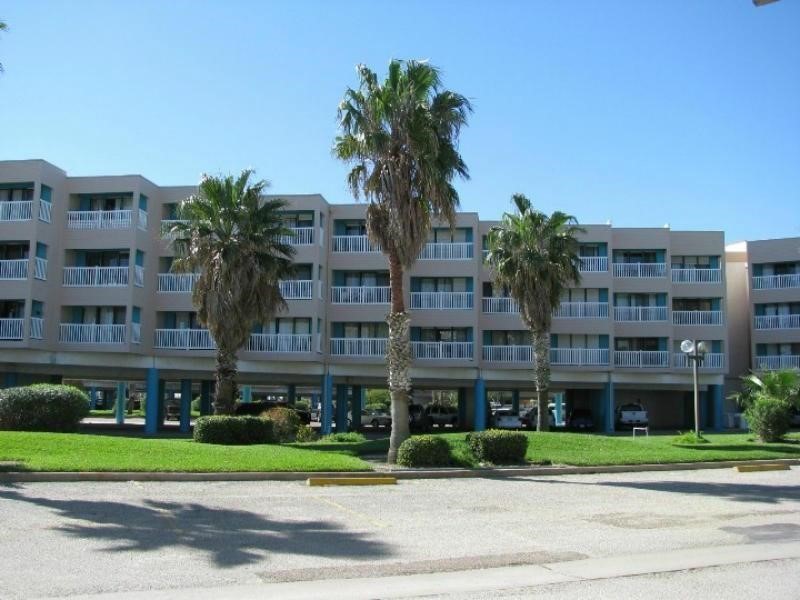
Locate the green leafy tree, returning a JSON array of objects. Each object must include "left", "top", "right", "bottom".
[
  {"left": 334, "top": 59, "right": 472, "bottom": 462},
  {"left": 169, "top": 171, "right": 295, "bottom": 415},
  {"left": 487, "top": 194, "right": 583, "bottom": 431}
]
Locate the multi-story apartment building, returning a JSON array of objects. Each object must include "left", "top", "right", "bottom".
[{"left": 0, "top": 160, "right": 728, "bottom": 434}]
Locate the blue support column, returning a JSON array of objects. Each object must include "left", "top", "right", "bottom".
[
  {"left": 711, "top": 384, "right": 724, "bottom": 431},
  {"left": 115, "top": 382, "right": 126, "bottom": 425},
  {"left": 603, "top": 379, "right": 615, "bottom": 433},
  {"left": 511, "top": 390, "right": 520, "bottom": 414},
  {"left": 157, "top": 380, "right": 166, "bottom": 431},
  {"left": 350, "top": 385, "right": 362, "bottom": 430},
  {"left": 200, "top": 380, "right": 213, "bottom": 415},
  {"left": 457, "top": 388, "right": 467, "bottom": 430},
  {"left": 89, "top": 387, "right": 98, "bottom": 410},
  {"left": 241, "top": 385, "right": 252, "bottom": 403},
  {"left": 145, "top": 368, "right": 160, "bottom": 435},
  {"left": 321, "top": 373, "right": 333, "bottom": 435},
  {"left": 473, "top": 377, "right": 486, "bottom": 432},
  {"left": 287, "top": 384, "right": 296, "bottom": 405},
  {"left": 179, "top": 379, "right": 192, "bottom": 434},
  {"left": 335, "top": 384, "right": 349, "bottom": 432},
  {"left": 3, "top": 372, "right": 18, "bottom": 388}
]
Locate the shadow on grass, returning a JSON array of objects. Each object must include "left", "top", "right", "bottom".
[
  {"left": 288, "top": 438, "right": 390, "bottom": 457},
  {"left": 0, "top": 488, "right": 393, "bottom": 567},
  {"left": 674, "top": 443, "right": 800, "bottom": 455}
]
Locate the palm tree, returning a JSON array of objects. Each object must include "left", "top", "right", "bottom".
[
  {"left": 487, "top": 194, "right": 584, "bottom": 431},
  {"left": 731, "top": 369, "right": 800, "bottom": 410},
  {"left": 169, "top": 171, "right": 296, "bottom": 415},
  {"left": 334, "top": 60, "right": 472, "bottom": 462}
]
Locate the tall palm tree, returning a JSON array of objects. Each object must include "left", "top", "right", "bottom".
[
  {"left": 169, "top": 171, "right": 296, "bottom": 415},
  {"left": 731, "top": 369, "right": 800, "bottom": 410},
  {"left": 487, "top": 194, "right": 584, "bottom": 431},
  {"left": 334, "top": 60, "right": 472, "bottom": 462}
]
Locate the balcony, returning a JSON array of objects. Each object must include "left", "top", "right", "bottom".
[
  {"left": 279, "top": 280, "right": 314, "bottom": 300},
  {"left": 671, "top": 268, "right": 722, "bottom": 284},
  {"left": 0, "top": 318, "right": 24, "bottom": 340},
  {"left": 30, "top": 317, "right": 43, "bottom": 340},
  {"left": 410, "top": 291, "right": 473, "bottom": 310},
  {"left": 158, "top": 273, "right": 199, "bottom": 293},
  {"left": 752, "top": 274, "right": 800, "bottom": 290},
  {"left": 0, "top": 201, "right": 33, "bottom": 222},
  {"left": 483, "top": 345, "right": 532, "bottom": 363},
  {"left": 412, "top": 341, "right": 473, "bottom": 360},
  {"left": 418, "top": 242, "right": 473, "bottom": 260},
  {"left": 673, "top": 353, "right": 725, "bottom": 369},
  {"left": 482, "top": 297, "right": 519, "bottom": 314},
  {"left": 38, "top": 199, "right": 52, "bottom": 223},
  {"left": 614, "top": 350, "right": 670, "bottom": 368},
  {"left": 248, "top": 333, "right": 313, "bottom": 353},
  {"left": 554, "top": 302, "right": 609, "bottom": 319},
  {"left": 756, "top": 355, "right": 800, "bottom": 370},
  {"left": 579, "top": 256, "right": 608, "bottom": 272},
  {"left": 754, "top": 314, "right": 800, "bottom": 330},
  {"left": 63, "top": 266, "right": 129, "bottom": 287},
  {"left": 331, "top": 235, "right": 381, "bottom": 253},
  {"left": 672, "top": 310, "right": 724, "bottom": 326},
  {"left": 160, "top": 219, "right": 188, "bottom": 239},
  {"left": 551, "top": 348, "right": 610, "bottom": 366},
  {"left": 613, "top": 306, "right": 668, "bottom": 322},
  {"left": 34, "top": 257, "right": 47, "bottom": 280},
  {"left": 154, "top": 328, "right": 215, "bottom": 350},
  {"left": 613, "top": 263, "right": 667, "bottom": 278},
  {"left": 330, "top": 337, "right": 387, "bottom": 357},
  {"left": 59, "top": 323, "right": 127, "bottom": 344},
  {"left": 330, "top": 286, "right": 391, "bottom": 304},
  {"left": 0, "top": 259, "right": 28, "bottom": 280},
  {"left": 67, "top": 209, "right": 132, "bottom": 230},
  {"left": 279, "top": 227, "right": 314, "bottom": 246}
]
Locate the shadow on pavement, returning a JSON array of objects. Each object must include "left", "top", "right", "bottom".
[
  {"left": 0, "top": 488, "right": 393, "bottom": 567},
  {"left": 721, "top": 523, "right": 800, "bottom": 543},
  {"left": 570, "top": 479, "right": 800, "bottom": 504}
]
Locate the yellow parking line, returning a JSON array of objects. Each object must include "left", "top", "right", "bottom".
[{"left": 313, "top": 496, "right": 389, "bottom": 529}]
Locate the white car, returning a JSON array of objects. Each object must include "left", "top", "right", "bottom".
[
  {"left": 492, "top": 408, "right": 524, "bottom": 429},
  {"left": 616, "top": 403, "right": 649, "bottom": 427}
]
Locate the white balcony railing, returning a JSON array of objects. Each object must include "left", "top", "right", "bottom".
[
  {"left": 62, "top": 266, "right": 129, "bottom": 287},
  {"left": 279, "top": 279, "right": 314, "bottom": 300},
  {"left": 551, "top": 348, "right": 610, "bottom": 366},
  {"left": 59, "top": 323, "right": 127, "bottom": 344},
  {"left": 412, "top": 341, "right": 473, "bottom": 360},
  {"left": 160, "top": 219, "right": 188, "bottom": 239},
  {"left": 137, "top": 209, "right": 148, "bottom": 231},
  {"left": 613, "top": 262, "right": 667, "bottom": 278},
  {"left": 482, "top": 297, "right": 519, "bottom": 314},
  {"left": 0, "top": 200, "right": 33, "bottom": 221},
  {"left": 0, "top": 259, "right": 28, "bottom": 280},
  {"left": 330, "top": 337, "right": 387, "bottom": 357},
  {"left": 154, "top": 328, "right": 215, "bottom": 350},
  {"left": 157, "top": 272, "right": 199, "bottom": 293},
  {"left": 410, "top": 291, "right": 473, "bottom": 310},
  {"left": 131, "top": 322, "right": 141, "bottom": 344},
  {"left": 67, "top": 209, "right": 132, "bottom": 230},
  {"left": 673, "top": 353, "right": 724, "bottom": 369},
  {"left": 579, "top": 256, "right": 608, "bottom": 272},
  {"left": 38, "top": 199, "right": 52, "bottom": 223},
  {"left": 754, "top": 314, "right": 800, "bottom": 330},
  {"left": 134, "top": 265, "right": 144, "bottom": 287},
  {"left": 279, "top": 227, "right": 314, "bottom": 246},
  {"left": 418, "top": 242, "right": 473, "bottom": 260},
  {"left": 672, "top": 310, "right": 724, "bottom": 326},
  {"left": 756, "top": 355, "right": 800, "bottom": 370},
  {"left": 29, "top": 317, "right": 43, "bottom": 340},
  {"left": 331, "top": 235, "right": 381, "bottom": 253},
  {"left": 483, "top": 345, "right": 532, "bottom": 363},
  {"left": 34, "top": 257, "right": 47, "bottom": 280},
  {"left": 671, "top": 268, "right": 722, "bottom": 284},
  {"left": 0, "top": 318, "right": 24, "bottom": 340},
  {"left": 613, "top": 306, "right": 668, "bottom": 322},
  {"left": 330, "top": 286, "right": 391, "bottom": 304},
  {"left": 554, "top": 302, "right": 609, "bottom": 319},
  {"left": 752, "top": 274, "right": 800, "bottom": 290},
  {"left": 248, "top": 333, "right": 313, "bottom": 353},
  {"left": 614, "top": 350, "right": 670, "bottom": 368}
]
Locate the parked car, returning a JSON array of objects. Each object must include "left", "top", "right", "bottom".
[
  {"left": 616, "top": 403, "right": 649, "bottom": 428},
  {"left": 365, "top": 409, "right": 392, "bottom": 429},
  {"left": 567, "top": 408, "right": 595, "bottom": 431},
  {"left": 520, "top": 407, "right": 555, "bottom": 430},
  {"left": 492, "top": 407, "right": 524, "bottom": 429},
  {"left": 409, "top": 403, "right": 428, "bottom": 431},
  {"left": 425, "top": 404, "right": 459, "bottom": 428}
]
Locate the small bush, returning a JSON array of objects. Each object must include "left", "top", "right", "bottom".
[
  {"left": 191, "top": 397, "right": 201, "bottom": 412},
  {"left": 0, "top": 384, "right": 89, "bottom": 432},
  {"left": 397, "top": 435, "right": 451, "bottom": 467},
  {"left": 466, "top": 430, "right": 528, "bottom": 464},
  {"left": 295, "top": 424, "right": 317, "bottom": 443},
  {"left": 745, "top": 394, "right": 792, "bottom": 443},
  {"left": 321, "top": 432, "right": 366, "bottom": 443},
  {"left": 263, "top": 406, "right": 301, "bottom": 443},
  {"left": 672, "top": 431, "right": 710, "bottom": 445},
  {"left": 193, "top": 416, "right": 274, "bottom": 445},
  {"left": 294, "top": 399, "right": 311, "bottom": 412}
]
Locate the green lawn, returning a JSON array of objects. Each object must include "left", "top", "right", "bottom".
[{"left": 0, "top": 431, "right": 372, "bottom": 472}]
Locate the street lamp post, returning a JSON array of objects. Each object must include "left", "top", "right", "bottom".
[{"left": 681, "top": 339, "right": 708, "bottom": 437}]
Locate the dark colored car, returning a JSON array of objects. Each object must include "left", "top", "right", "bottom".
[
  {"left": 234, "top": 401, "right": 311, "bottom": 424},
  {"left": 567, "top": 408, "right": 595, "bottom": 431}
]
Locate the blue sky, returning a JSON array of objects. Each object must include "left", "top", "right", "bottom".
[{"left": 1, "top": 1, "right": 798, "bottom": 242}]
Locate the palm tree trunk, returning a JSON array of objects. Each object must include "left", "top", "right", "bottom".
[
  {"left": 532, "top": 330, "right": 551, "bottom": 432},
  {"left": 214, "top": 346, "right": 239, "bottom": 415},
  {"left": 386, "top": 252, "right": 411, "bottom": 463}
]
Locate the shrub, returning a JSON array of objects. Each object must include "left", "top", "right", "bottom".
[
  {"left": 193, "top": 416, "right": 274, "bottom": 445},
  {"left": 466, "top": 429, "right": 528, "bottom": 464},
  {"left": 0, "top": 384, "right": 89, "bottom": 432},
  {"left": 397, "top": 435, "right": 451, "bottom": 467},
  {"left": 745, "top": 394, "right": 792, "bottom": 443},
  {"left": 295, "top": 424, "right": 317, "bottom": 443},
  {"left": 672, "top": 431, "right": 710, "bottom": 445},
  {"left": 321, "top": 432, "right": 366, "bottom": 443},
  {"left": 294, "top": 399, "right": 311, "bottom": 412},
  {"left": 263, "top": 406, "right": 301, "bottom": 443},
  {"left": 191, "top": 396, "right": 201, "bottom": 413}
]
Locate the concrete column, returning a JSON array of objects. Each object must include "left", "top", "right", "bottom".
[
  {"left": 287, "top": 384, "right": 296, "bottom": 405},
  {"left": 473, "top": 377, "right": 486, "bottom": 432},
  {"left": 335, "top": 384, "right": 349, "bottom": 432},
  {"left": 350, "top": 385, "right": 362, "bottom": 430},
  {"left": 89, "top": 387, "right": 98, "bottom": 410},
  {"left": 200, "top": 380, "right": 213, "bottom": 415},
  {"left": 710, "top": 384, "right": 724, "bottom": 431},
  {"left": 115, "top": 382, "right": 127, "bottom": 425},
  {"left": 457, "top": 388, "right": 467, "bottom": 430},
  {"left": 602, "top": 379, "right": 615, "bottom": 433},
  {"left": 157, "top": 379, "right": 166, "bottom": 432},
  {"left": 3, "top": 372, "right": 18, "bottom": 388},
  {"left": 144, "top": 368, "right": 160, "bottom": 435},
  {"left": 180, "top": 379, "right": 192, "bottom": 434},
  {"left": 241, "top": 385, "right": 252, "bottom": 403},
  {"left": 511, "top": 390, "right": 520, "bottom": 414},
  {"left": 321, "top": 373, "right": 333, "bottom": 435}
]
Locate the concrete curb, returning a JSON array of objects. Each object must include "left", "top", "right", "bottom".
[{"left": 1, "top": 458, "right": 797, "bottom": 483}]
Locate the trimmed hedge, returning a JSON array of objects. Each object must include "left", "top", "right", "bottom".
[
  {"left": 0, "top": 384, "right": 89, "bottom": 432},
  {"left": 466, "top": 429, "right": 528, "bottom": 464},
  {"left": 193, "top": 416, "right": 274, "bottom": 445},
  {"left": 745, "top": 395, "right": 792, "bottom": 443},
  {"left": 263, "top": 406, "right": 301, "bottom": 442},
  {"left": 397, "top": 435, "right": 451, "bottom": 467}
]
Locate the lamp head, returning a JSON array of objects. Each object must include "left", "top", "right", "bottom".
[
  {"left": 680, "top": 340, "right": 694, "bottom": 354},
  {"left": 697, "top": 341, "right": 708, "bottom": 355}
]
